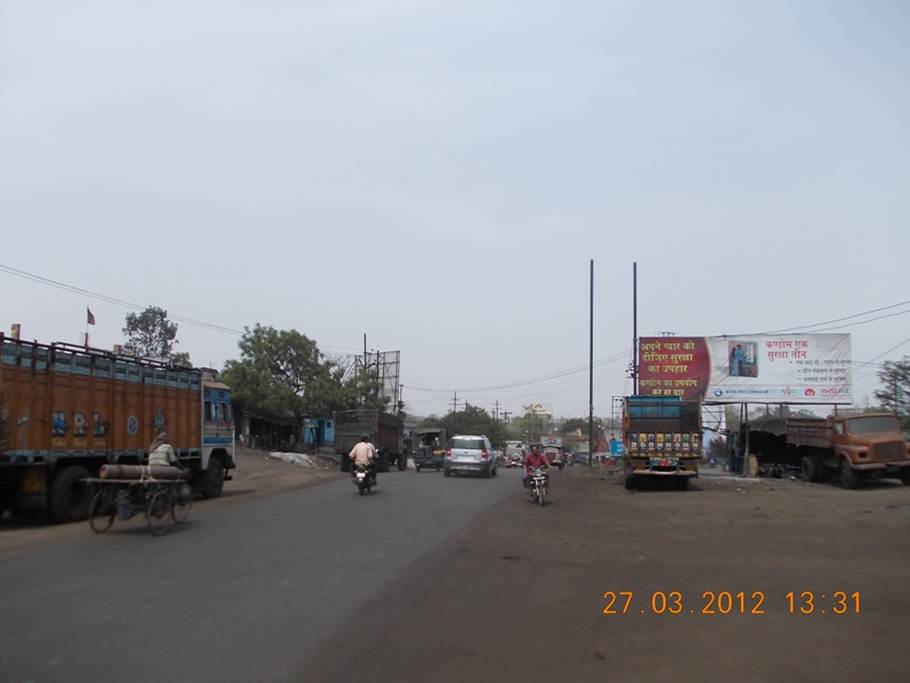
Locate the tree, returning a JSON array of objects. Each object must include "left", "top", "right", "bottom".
[
  {"left": 123, "top": 306, "right": 190, "bottom": 366},
  {"left": 221, "top": 325, "right": 388, "bottom": 439},
  {"left": 419, "top": 406, "right": 507, "bottom": 446},
  {"left": 558, "top": 417, "right": 605, "bottom": 437},
  {"left": 874, "top": 357, "right": 910, "bottom": 427}
]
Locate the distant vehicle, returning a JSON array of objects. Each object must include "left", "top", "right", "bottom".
[
  {"left": 749, "top": 413, "right": 910, "bottom": 489},
  {"left": 0, "top": 335, "right": 234, "bottom": 523},
  {"left": 543, "top": 446, "right": 565, "bottom": 470},
  {"left": 444, "top": 435, "right": 498, "bottom": 478},
  {"left": 622, "top": 396, "right": 701, "bottom": 490},
  {"left": 413, "top": 427, "right": 448, "bottom": 473},
  {"left": 504, "top": 442, "right": 525, "bottom": 468},
  {"left": 334, "top": 409, "right": 405, "bottom": 472}
]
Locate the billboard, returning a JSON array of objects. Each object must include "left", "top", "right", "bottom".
[{"left": 638, "top": 334, "right": 852, "bottom": 404}]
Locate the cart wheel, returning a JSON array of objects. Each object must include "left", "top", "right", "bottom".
[
  {"left": 171, "top": 484, "right": 193, "bottom": 524},
  {"left": 89, "top": 490, "right": 115, "bottom": 533},
  {"left": 147, "top": 491, "right": 173, "bottom": 536}
]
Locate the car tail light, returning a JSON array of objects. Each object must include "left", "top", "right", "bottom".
[
  {"left": 445, "top": 449, "right": 452, "bottom": 458},
  {"left": 481, "top": 450, "right": 489, "bottom": 459}
]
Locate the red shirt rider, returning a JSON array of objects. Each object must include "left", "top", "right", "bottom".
[{"left": 525, "top": 445, "right": 548, "bottom": 472}]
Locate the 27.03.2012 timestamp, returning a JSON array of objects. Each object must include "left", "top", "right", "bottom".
[{"left": 601, "top": 591, "right": 861, "bottom": 615}]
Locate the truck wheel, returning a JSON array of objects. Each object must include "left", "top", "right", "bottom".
[
  {"left": 202, "top": 461, "right": 225, "bottom": 498},
  {"left": 624, "top": 474, "right": 637, "bottom": 490},
  {"left": 48, "top": 466, "right": 93, "bottom": 523},
  {"left": 675, "top": 477, "right": 689, "bottom": 491},
  {"left": 800, "top": 456, "right": 823, "bottom": 483},
  {"left": 840, "top": 458, "right": 859, "bottom": 490},
  {"left": 397, "top": 455, "right": 407, "bottom": 471},
  {"left": 443, "top": 468, "right": 451, "bottom": 477},
  {"left": 900, "top": 468, "right": 910, "bottom": 486}
]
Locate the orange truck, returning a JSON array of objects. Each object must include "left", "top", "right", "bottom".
[{"left": 0, "top": 335, "right": 235, "bottom": 522}]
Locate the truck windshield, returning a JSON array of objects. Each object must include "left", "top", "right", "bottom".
[{"left": 847, "top": 416, "right": 899, "bottom": 435}]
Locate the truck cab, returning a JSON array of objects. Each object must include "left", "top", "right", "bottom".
[{"left": 793, "top": 413, "right": 910, "bottom": 487}]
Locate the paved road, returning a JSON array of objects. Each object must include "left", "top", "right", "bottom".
[{"left": 0, "top": 466, "right": 517, "bottom": 683}]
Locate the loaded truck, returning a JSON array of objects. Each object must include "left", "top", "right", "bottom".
[
  {"left": 622, "top": 396, "right": 701, "bottom": 490},
  {"left": 334, "top": 409, "right": 405, "bottom": 472},
  {"left": 0, "top": 335, "right": 235, "bottom": 522},
  {"left": 541, "top": 435, "right": 565, "bottom": 469},
  {"left": 748, "top": 413, "right": 910, "bottom": 489}
]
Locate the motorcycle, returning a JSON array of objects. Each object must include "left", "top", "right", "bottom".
[
  {"left": 528, "top": 467, "right": 549, "bottom": 507},
  {"left": 353, "top": 465, "right": 373, "bottom": 495}
]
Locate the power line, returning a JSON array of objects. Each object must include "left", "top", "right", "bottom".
[
  {"left": 0, "top": 262, "right": 361, "bottom": 353},
  {"left": 743, "top": 298, "right": 910, "bottom": 336}
]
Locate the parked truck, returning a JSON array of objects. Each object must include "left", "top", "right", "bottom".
[
  {"left": 334, "top": 409, "right": 405, "bottom": 472},
  {"left": 0, "top": 335, "right": 235, "bottom": 522},
  {"left": 748, "top": 413, "right": 910, "bottom": 489},
  {"left": 622, "top": 396, "right": 701, "bottom": 490}
]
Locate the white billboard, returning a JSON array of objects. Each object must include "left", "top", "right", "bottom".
[{"left": 638, "top": 334, "right": 852, "bottom": 404}]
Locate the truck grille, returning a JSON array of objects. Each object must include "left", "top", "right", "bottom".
[{"left": 873, "top": 441, "right": 906, "bottom": 462}]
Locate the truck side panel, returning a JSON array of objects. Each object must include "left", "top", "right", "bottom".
[{"left": 1, "top": 339, "right": 202, "bottom": 461}]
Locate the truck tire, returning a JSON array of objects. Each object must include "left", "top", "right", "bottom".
[
  {"left": 624, "top": 474, "right": 637, "bottom": 490},
  {"left": 900, "top": 468, "right": 910, "bottom": 486},
  {"left": 800, "top": 456, "right": 823, "bottom": 483},
  {"left": 202, "top": 461, "right": 225, "bottom": 498},
  {"left": 839, "top": 458, "right": 859, "bottom": 490},
  {"left": 48, "top": 465, "right": 93, "bottom": 523},
  {"left": 675, "top": 476, "right": 689, "bottom": 491},
  {"left": 397, "top": 454, "right": 407, "bottom": 471}
]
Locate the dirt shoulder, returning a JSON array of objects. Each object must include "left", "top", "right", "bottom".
[
  {"left": 304, "top": 467, "right": 910, "bottom": 682},
  {"left": 0, "top": 446, "right": 344, "bottom": 551}
]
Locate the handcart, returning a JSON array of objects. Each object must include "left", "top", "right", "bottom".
[{"left": 85, "top": 476, "right": 193, "bottom": 536}]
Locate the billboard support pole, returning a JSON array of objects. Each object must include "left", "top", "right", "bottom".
[
  {"left": 633, "top": 262, "right": 638, "bottom": 394},
  {"left": 588, "top": 258, "right": 594, "bottom": 468}
]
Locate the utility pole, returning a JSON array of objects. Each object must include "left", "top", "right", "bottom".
[
  {"left": 494, "top": 400, "right": 500, "bottom": 422},
  {"left": 450, "top": 391, "right": 459, "bottom": 414}
]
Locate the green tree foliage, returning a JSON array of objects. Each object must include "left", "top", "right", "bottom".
[
  {"left": 874, "top": 356, "right": 910, "bottom": 427},
  {"left": 419, "top": 406, "right": 506, "bottom": 446},
  {"left": 123, "top": 306, "right": 190, "bottom": 366},
  {"left": 558, "top": 417, "right": 605, "bottom": 436},
  {"left": 221, "top": 325, "right": 388, "bottom": 433}
]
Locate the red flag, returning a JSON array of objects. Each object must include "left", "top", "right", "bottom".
[{"left": 87, "top": 307, "right": 96, "bottom": 326}]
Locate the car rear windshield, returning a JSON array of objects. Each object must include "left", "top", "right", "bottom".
[
  {"left": 452, "top": 438, "right": 485, "bottom": 450},
  {"left": 847, "top": 416, "right": 899, "bottom": 435}
]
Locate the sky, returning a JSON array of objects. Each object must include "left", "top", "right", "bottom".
[{"left": 2, "top": 0, "right": 909, "bottom": 419}]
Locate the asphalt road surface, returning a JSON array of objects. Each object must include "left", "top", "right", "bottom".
[
  {"left": 3, "top": 466, "right": 909, "bottom": 683},
  {"left": 0, "top": 466, "right": 514, "bottom": 683}
]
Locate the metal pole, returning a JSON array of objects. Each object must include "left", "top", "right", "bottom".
[
  {"left": 633, "top": 261, "right": 638, "bottom": 394},
  {"left": 589, "top": 258, "right": 594, "bottom": 467}
]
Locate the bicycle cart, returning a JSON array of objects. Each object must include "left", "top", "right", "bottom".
[{"left": 85, "top": 478, "right": 193, "bottom": 536}]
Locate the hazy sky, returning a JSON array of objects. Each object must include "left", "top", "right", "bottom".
[{"left": 2, "top": 1, "right": 908, "bottom": 418}]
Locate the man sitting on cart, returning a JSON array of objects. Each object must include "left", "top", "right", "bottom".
[{"left": 147, "top": 432, "right": 185, "bottom": 470}]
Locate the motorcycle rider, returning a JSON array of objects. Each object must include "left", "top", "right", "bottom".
[
  {"left": 349, "top": 434, "right": 377, "bottom": 485},
  {"left": 524, "top": 444, "right": 549, "bottom": 488}
]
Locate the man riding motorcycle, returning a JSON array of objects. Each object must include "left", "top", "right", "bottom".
[
  {"left": 524, "top": 444, "right": 549, "bottom": 487},
  {"left": 349, "top": 434, "right": 377, "bottom": 485}
]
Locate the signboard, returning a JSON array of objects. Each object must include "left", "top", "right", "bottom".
[{"left": 638, "top": 334, "right": 852, "bottom": 404}]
